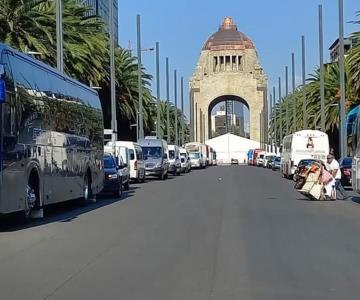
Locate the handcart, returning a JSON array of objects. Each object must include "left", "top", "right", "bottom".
[{"left": 294, "top": 161, "right": 335, "bottom": 201}]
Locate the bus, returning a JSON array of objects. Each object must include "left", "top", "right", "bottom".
[
  {"left": 281, "top": 130, "right": 329, "bottom": 178},
  {"left": 0, "top": 43, "right": 104, "bottom": 218}
]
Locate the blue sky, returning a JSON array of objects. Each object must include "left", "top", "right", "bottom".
[{"left": 119, "top": 0, "right": 359, "bottom": 118}]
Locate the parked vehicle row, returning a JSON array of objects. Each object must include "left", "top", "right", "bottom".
[
  {"left": 99, "top": 138, "right": 218, "bottom": 204},
  {"left": 0, "top": 43, "right": 218, "bottom": 221}
]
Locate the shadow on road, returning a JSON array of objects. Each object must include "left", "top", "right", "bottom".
[{"left": 0, "top": 187, "right": 139, "bottom": 233}]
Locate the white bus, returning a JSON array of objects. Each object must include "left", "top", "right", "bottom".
[{"left": 281, "top": 130, "right": 329, "bottom": 178}]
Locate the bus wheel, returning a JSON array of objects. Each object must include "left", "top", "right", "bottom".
[
  {"left": 83, "top": 171, "right": 93, "bottom": 204},
  {"left": 24, "top": 171, "right": 40, "bottom": 219}
]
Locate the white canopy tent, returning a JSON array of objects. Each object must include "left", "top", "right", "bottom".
[{"left": 206, "top": 133, "right": 260, "bottom": 164}]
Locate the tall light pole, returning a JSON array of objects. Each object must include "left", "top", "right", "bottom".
[
  {"left": 339, "top": 0, "right": 347, "bottom": 157},
  {"left": 109, "top": 0, "right": 117, "bottom": 142},
  {"left": 278, "top": 77, "right": 283, "bottom": 143},
  {"left": 181, "top": 76, "right": 184, "bottom": 146},
  {"left": 270, "top": 93, "right": 273, "bottom": 152},
  {"left": 292, "top": 53, "right": 296, "bottom": 132},
  {"left": 156, "top": 42, "right": 161, "bottom": 138},
  {"left": 319, "top": 5, "right": 326, "bottom": 132},
  {"left": 285, "top": 66, "right": 289, "bottom": 134},
  {"left": 137, "top": 14, "right": 144, "bottom": 140},
  {"left": 166, "top": 58, "right": 170, "bottom": 143},
  {"left": 56, "top": 0, "right": 63, "bottom": 72},
  {"left": 174, "top": 70, "right": 178, "bottom": 146},
  {"left": 273, "top": 86, "right": 277, "bottom": 148},
  {"left": 302, "top": 35, "right": 307, "bottom": 129}
]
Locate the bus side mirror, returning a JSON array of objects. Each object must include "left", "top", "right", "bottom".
[{"left": 0, "top": 65, "right": 5, "bottom": 103}]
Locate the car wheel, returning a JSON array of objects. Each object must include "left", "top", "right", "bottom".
[
  {"left": 114, "top": 180, "right": 123, "bottom": 198},
  {"left": 124, "top": 181, "right": 130, "bottom": 191}
]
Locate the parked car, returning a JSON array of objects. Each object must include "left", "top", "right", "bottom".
[
  {"left": 272, "top": 156, "right": 281, "bottom": 171},
  {"left": 264, "top": 155, "right": 276, "bottom": 168},
  {"left": 102, "top": 153, "right": 123, "bottom": 197},
  {"left": 231, "top": 158, "right": 239, "bottom": 165},
  {"left": 293, "top": 159, "right": 318, "bottom": 181},
  {"left": 256, "top": 152, "right": 266, "bottom": 167},
  {"left": 168, "top": 145, "right": 181, "bottom": 176},
  {"left": 179, "top": 147, "right": 191, "bottom": 173},
  {"left": 104, "top": 145, "right": 130, "bottom": 190},
  {"left": 138, "top": 137, "right": 169, "bottom": 180},
  {"left": 118, "top": 155, "right": 130, "bottom": 191},
  {"left": 106, "top": 141, "right": 145, "bottom": 183},
  {"left": 340, "top": 157, "right": 352, "bottom": 186}
]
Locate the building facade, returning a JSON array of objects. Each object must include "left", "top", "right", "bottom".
[
  {"left": 189, "top": 17, "right": 267, "bottom": 143},
  {"left": 82, "top": 0, "right": 119, "bottom": 45}
]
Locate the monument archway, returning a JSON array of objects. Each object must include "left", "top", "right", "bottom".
[
  {"left": 189, "top": 17, "right": 267, "bottom": 143},
  {"left": 208, "top": 95, "right": 250, "bottom": 139}
]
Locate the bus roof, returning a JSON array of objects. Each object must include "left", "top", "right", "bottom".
[{"left": 0, "top": 43, "right": 97, "bottom": 96}]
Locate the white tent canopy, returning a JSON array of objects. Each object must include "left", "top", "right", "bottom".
[{"left": 206, "top": 133, "right": 260, "bottom": 164}]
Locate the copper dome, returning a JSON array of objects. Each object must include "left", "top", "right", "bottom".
[{"left": 203, "top": 17, "right": 254, "bottom": 51}]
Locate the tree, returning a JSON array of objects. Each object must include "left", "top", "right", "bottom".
[{"left": 349, "top": 11, "right": 360, "bottom": 98}]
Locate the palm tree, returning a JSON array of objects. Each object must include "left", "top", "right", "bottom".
[
  {"left": 0, "top": 0, "right": 108, "bottom": 86},
  {"left": 349, "top": 11, "right": 360, "bottom": 97}
]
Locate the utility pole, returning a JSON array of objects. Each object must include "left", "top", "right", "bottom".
[
  {"left": 285, "top": 66, "right": 289, "bottom": 134},
  {"left": 279, "top": 77, "right": 283, "bottom": 143},
  {"left": 181, "top": 76, "right": 184, "bottom": 146},
  {"left": 302, "top": 35, "right": 307, "bottom": 129},
  {"left": 339, "top": 0, "right": 347, "bottom": 157},
  {"left": 166, "top": 58, "right": 170, "bottom": 143},
  {"left": 270, "top": 93, "right": 273, "bottom": 153},
  {"left": 292, "top": 53, "right": 296, "bottom": 132},
  {"left": 273, "top": 86, "right": 277, "bottom": 148},
  {"left": 56, "top": 0, "right": 64, "bottom": 72},
  {"left": 109, "top": 0, "right": 117, "bottom": 142},
  {"left": 174, "top": 70, "right": 178, "bottom": 146},
  {"left": 156, "top": 42, "right": 161, "bottom": 138},
  {"left": 137, "top": 15, "right": 144, "bottom": 140},
  {"left": 319, "top": 5, "right": 326, "bottom": 132}
]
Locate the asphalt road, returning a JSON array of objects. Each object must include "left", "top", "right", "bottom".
[{"left": 2, "top": 166, "right": 360, "bottom": 299}]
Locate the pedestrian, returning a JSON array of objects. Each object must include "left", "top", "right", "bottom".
[{"left": 325, "top": 153, "right": 348, "bottom": 200}]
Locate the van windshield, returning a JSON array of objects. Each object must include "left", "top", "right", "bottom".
[{"left": 142, "top": 147, "right": 162, "bottom": 160}]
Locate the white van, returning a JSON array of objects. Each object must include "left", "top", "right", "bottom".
[
  {"left": 106, "top": 141, "right": 146, "bottom": 182},
  {"left": 179, "top": 147, "right": 191, "bottom": 173},
  {"left": 168, "top": 145, "right": 181, "bottom": 176},
  {"left": 281, "top": 130, "right": 329, "bottom": 178},
  {"left": 185, "top": 142, "right": 206, "bottom": 168}
]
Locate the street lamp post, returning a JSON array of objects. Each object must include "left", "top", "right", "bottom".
[
  {"left": 319, "top": 4, "right": 326, "bottom": 132},
  {"left": 174, "top": 70, "right": 178, "bottom": 146},
  {"left": 339, "top": 0, "right": 347, "bottom": 157},
  {"left": 285, "top": 66, "right": 289, "bottom": 134},
  {"left": 278, "top": 77, "right": 283, "bottom": 142},
  {"left": 166, "top": 58, "right": 171, "bottom": 143},
  {"left": 109, "top": 0, "right": 117, "bottom": 142},
  {"left": 273, "top": 86, "right": 277, "bottom": 148},
  {"left": 302, "top": 35, "right": 307, "bottom": 129},
  {"left": 137, "top": 14, "right": 144, "bottom": 140},
  {"left": 156, "top": 42, "right": 161, "bottom": 139},
  {"left": 181, "top": 76, "right": 184, "bottom": 146},
  {"left": 292, "top": 53, "right": 296, "bottom": 132},
  {"left": 56, "top": 0, "right": 63, "bottom": 72}
]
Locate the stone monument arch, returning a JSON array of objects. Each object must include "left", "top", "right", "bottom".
[{"left": 189, "top": 17, "right": 267, "bottom": 142}]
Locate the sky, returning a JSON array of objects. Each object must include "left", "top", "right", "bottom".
[{"left": 119, "top": 0, "right": 359, "bottom": 119}]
